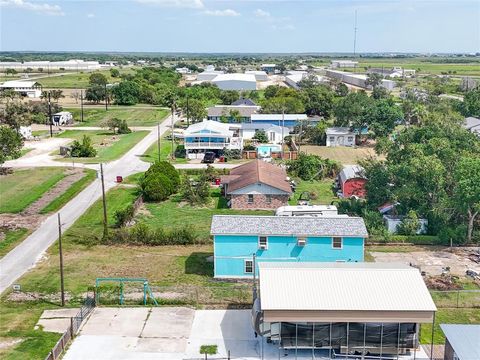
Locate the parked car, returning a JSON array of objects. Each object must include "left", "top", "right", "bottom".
[{"left": 202, "top": 151, "right": 216, "bottom": 164}]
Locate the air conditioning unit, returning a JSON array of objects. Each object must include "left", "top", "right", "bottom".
[{"left": 297, "top": 238, "right": 306, "bottom": 246}]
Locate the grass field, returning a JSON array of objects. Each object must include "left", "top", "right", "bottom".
[
  {"left": 54, "top": 130, "right": 148, "bottom": 163},
  {"left": 0, "top": 301, "right": 62, "bottom": 360},
  {"left": 39, "top": 169, "right": 96, "bottom": 214},
  {"left": 313, "top": 58, "right": 480, "bottom": 76},
  {"left": 0, "top": 228, "right": 30, "bottom": 258},
  {"left": 0, "top": 168, "right": 66, "bottom": 213},
  {"left": 35, "top": 68, "right": 135, "bottom": 89},
  {"left": 289, "top": 179, "right": 337, "bottom": 205},
  {"left": 301, "top": 145, "right": 380, "bottom": 165},
  {"left": 65, "top": 107, "right": 169, "bottom": 127}
]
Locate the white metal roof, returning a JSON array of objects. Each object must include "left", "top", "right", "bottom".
[
  {"left": 0, "top": 80, "right": 39, "bottom": 88},
  {"left": 440, "top": 324, "right": 480, "bottom": 360},
  {"left": 184, "top": 120, "right": 233, "bottom": 137},
  {"left": 339, "top": 165, "right": 366, "bottom": 184},
  {"left": 326, "top": 127, "right": 354, "bottom": 135},
  {"left": 212, "top": 73, "right": 256, "bottom": 83},
  {"left": 259, "top": 262, "right": 437, "bottom": 312},
  {"left": 251, "top": 114, "right": 308, "bottom": 121}
]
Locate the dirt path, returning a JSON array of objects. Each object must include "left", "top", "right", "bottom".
[
  {"left": 22, "top": 169, "right": 85, "bottom": 216},
  {"left": 0, "top": 169, "right": 87, "bottom": 231}
]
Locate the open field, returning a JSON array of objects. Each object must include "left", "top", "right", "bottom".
[
  {"left": 65, "top": 107, "right": 169, "bottom": 127},
  {"left": 0, "top": 301, "right": 63, "bottom": 360},
  {"left": 0, "top": 228, "right": 30, "bottom": 259},
  {"left": 314, "top": 58, "right": 480, "bottom": 76},
  {"left": 0, "top": 168, "right": 66, "bottom": 213},
  {"left": 35, "top": 68, "right": 136, "bottom": 89},
  {"left": 301, "top": 145, "right": 380, "bottom": 165},
  {"left": 289, "top": 179, "right": 337, "bottom": 205},
  {"left": 54, "top": 130, "right": 148, "bottom": 163}
]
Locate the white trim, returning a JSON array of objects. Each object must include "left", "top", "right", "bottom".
[{"left": 332, "top": 237, "right": 343, "bottom": 249}]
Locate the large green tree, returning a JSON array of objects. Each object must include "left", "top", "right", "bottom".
[
  {"left": 0, "top": 126, "right": 23, "bottom": 165},
  {"left": 461, "top": 88, "right": 480, "bottom": 117}
]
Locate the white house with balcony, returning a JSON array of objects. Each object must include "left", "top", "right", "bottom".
[{"left": 184, "top": 120, "right": 243, "bottom": 159}]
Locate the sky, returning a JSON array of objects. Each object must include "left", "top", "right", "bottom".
[{"left": 0, "top": 0, "right": 479, "bottom": 53}]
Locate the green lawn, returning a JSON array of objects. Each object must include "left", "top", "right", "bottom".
[
  {"left": 36, "top": 68, "right": 135, "bottom": 89},
  {"left": 0, "top": 228, "right": 30, "bottom": 258},
  {"left": 54, "top": 130, "right": 148, "bottom": 163},
  {"left": 289, "top": 179, "right": 337, "bottom": 205},
  {"left": 301, "top": 145, "right": 381, "bottom": 165},
  {"left": 0, "top": 301, "right": 62, "bottom": 360},
  {"left": 39, "top": 169, "right": 96, "bottom": 214},
  {"left": 140, "top": 188, "right": 273, "bottom": 241},
  {"left": 420, "top": 308, "right": 480, "bottom": 344},
  {"left": 0, "top": 168, "right": 66, "bottom": 213},
  {"left": 65, "top": 107, "right": 169, "bottom": 127}
]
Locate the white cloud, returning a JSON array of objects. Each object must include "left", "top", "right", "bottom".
[
  {"left": 86, "top": 13, "right": 95, "bottom": 18},
  {"left": 203, "top": 9, "right": 240, "bottom": 17},
  {"left": 254, "top": 8, "right": 270, "bottom": 18},
  {"left": 136, "top": 0, "right": 204, "bottom": 9},
  {"left": 0, "top": 0, "right": 64, "bottom": 16}
]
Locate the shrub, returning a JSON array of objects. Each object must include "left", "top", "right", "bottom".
[
  {"left": 438, "top": 225, "right": 468, "bottom": 245},
  {"left": 107, "top": 223, "right": 198, "bottom": 245},
  {"left": 70, "top": 135, "right": 97, "bottom": 157},
  {"left": 118, "top": 120, "right": 131, "bottom": 134},
  {"left": 114, "top": 204, "right": 135, "bottom": 228},
  {"left": 145, "top": 161, "right": 180, "bottom": 188},
  {"left": 397, "top": 210, "right": 421, "bottom": 236},
  {"left": 253, "top": 129, "right": 268, "bottom": 143},
  {"left": 181, "top": 174, "right": 210, "bottom": 205},
  {"left": 287, "top": 153, "right": 340, "bottom": 180},
  {"left": 221, "top": 149, "right": 242, "bottom": 160},
  {"left": 243, "top": 144, "right": 255, "bottom": 151},
  {"left": 174, "top": 144, "right": 186, "bottom": 158},
  {"left": 141, "top": 173, "right": 174, "bottom": 201}
]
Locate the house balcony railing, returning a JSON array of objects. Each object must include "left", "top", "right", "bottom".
[{"left": 185, "top": 142, "right": 242, "bottom": 150}]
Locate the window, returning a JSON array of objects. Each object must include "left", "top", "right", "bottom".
[
  {"left": 329, "top": 136, "right": 335, "bottom": 143},
  {"left": 332, "top": 237, "right": 343, "bottom": 249},
  {"left": 297, "top": 237, "right": 306, "bottom": 246},
  {"left": 247, "top": 194, "right": 254, "bottom": 204},
  {"left": 348, "top": 136, "right": 354, "bottom": 142},
  {"left": 244, "top": 260, "right": 253, "bottom": 274},
  {"left": 259, "top": 236, "right": 268, "bottom": 249},
  {"left": 266, "top": 194, "right": 272, "bottom": 204}
]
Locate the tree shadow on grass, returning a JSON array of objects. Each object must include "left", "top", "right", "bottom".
[{"left": 184, "top": 252, "right": 213, "bottom": 277}]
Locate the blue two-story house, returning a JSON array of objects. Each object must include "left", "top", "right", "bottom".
[{"left": 211, "top": 215, "right": 368, "bottom": 278}]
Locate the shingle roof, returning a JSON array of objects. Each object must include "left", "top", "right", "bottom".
[
  {"left": 225, "top": 160, "right": 292, "bottom": 194},
  {"left": 231, "top": 98, "right": 257, "bottom": 106},
  {"left": 207, "top": 105, "right": 258, "bottom": 118},
  {"left": 259, "top": 262, "right": 437, "bottom": 312},
  {"left": 440, "top": 324, "right": 480, "bottom": 360},
  {"left": 210, "top": 215, "right": 368, "bottom": 237}
]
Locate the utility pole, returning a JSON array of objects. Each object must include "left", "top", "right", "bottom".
[
  {"left": 48, "top": 91, "right": 53, "bottom": 138},
  {"left": 281, "top": 108, "right": 285, "bottom": 159},
  {"left": 58, "top": 213, "right": 65, "bottom": 307},
  {"left": 186, "top": 95, "right": 190, "bottom": 127},
  {"left": 171, "top": 102, "right": 176, "bottom": 160},
  {"left": 100, "top": 163, "right": 108, "bottom": 239},
  {"left": 157, "top": 116, "right": 161, "bottom": 163},
  {"left": 104, "top": 83, "right": 108, "bottom": 111},
  {"left": 80, "top": 89, "right": 84, "bottom": 122},
  {"left": 353, "top": 10, "right": 358, "bottom": 57}
]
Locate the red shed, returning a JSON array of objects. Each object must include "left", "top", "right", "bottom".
[{"left": 338, "top": 165, "right": 367, "bottom": 198}]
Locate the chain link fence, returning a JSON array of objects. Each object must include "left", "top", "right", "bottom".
[{"left": 430, "top": 290, "right": 480, "bottom": 308}]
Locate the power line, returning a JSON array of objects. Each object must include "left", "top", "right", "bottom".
[{"left": 353, "top": 10, "right": 358, "bottom": 58}]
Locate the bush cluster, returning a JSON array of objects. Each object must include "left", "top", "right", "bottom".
[
  {"left": 114, "top": 204, "right": 135, "bottom": 228},
  {"left": 140, "top": 161, "right": 180, "bottom": 201},
  {"left": 106, "top": 223, "right": 199, "bottom": 245},
  {"left": 287, "top": 153, "right": 340, "bottom": 180},
  {"left": 70, "top": 135, "right": 97, "bottom": 158}
]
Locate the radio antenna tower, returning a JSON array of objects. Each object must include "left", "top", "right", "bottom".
[{"left": 353, "top": 10, "right": 358, "bottom": 57}]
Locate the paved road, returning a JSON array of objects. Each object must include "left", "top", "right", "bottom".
[{"left": 0, "top": 116, "right": 175, "bottom": 294}]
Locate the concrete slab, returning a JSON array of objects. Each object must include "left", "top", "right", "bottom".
[
  {"left": 40, "top": 308, "right": 80, "bottom": 319},
  {"left": 37, "top": 318, "right": 72, "bottom": 333},
  {"left": 142, "top": 307, "right": 194, "bottom": 339},
  {"left": 80, "top": 307, "right": 149, "bottom": 337}
]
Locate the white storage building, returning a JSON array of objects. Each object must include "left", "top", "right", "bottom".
[
  {"left": 245, "top": 70, "right": 268, "bottom": 81},
  {"left": 0, "top": 80, "right": 42, "bottom": 98},
  {"left": 326, "top": 70, "right": 396, "bottom": 91},
  {"left": 331, "top": 60, "right": 359, "bottom": 68},
  {"left": 211, "top": 73, "right": 257, "bottom": 91},
  {"left": 197, "top": 71, "right": 224, "bottom": 81}
]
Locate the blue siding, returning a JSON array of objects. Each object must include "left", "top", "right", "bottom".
[{"left": 214, "top": 235, "right": 364, "bottom": 278}]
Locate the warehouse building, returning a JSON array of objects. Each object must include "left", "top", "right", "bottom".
[
  {"left": 245, "top": 70, "right": 268, "bottom": 81},
  {"left": 211, "top": 73, "right": 257, "bottom": 90},
  {"left": 326, "top": 69, "right": 396, "bottom": 90},
  {"left": 253, "top": 262, "right": 437, "bottom": 359},
  {"left": 0, "top": 59, "right": 105, "bottom": 71},
  {"left": 197, "top": 70, "right": 224, "bottom": 81},
  {"left": 330, "top": 60, "right": 359, "bottom": 68}
]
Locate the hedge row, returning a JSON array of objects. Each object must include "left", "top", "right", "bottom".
[{"left": 368, "top": 235, "right": 443, "bottom": 245}]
